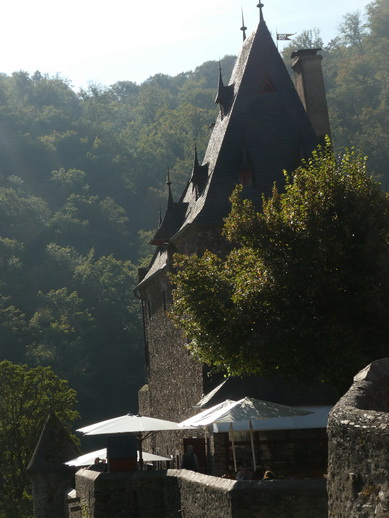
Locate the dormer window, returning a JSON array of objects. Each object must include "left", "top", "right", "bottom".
[
  {"left": 260, "top": 80, "right": 277, "bottom": 94},
  {"left": 238, "top": 145, "right": 253, "bottom": 186},
  {"left": 239, "top": 169, "right": 253, "bottom": 186}
]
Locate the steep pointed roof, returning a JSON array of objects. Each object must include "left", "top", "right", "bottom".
[
  {"left": 149, "top": 171, "right": 188, "bottom": 246},
  {"left": 174, "top": 10, "right": 318, "bottom": 234},
  {"left": 27, "top": 414, "right": 80, "bottom": 474},
  {"left": 137, "top": 8, "right": 321, "bottom": 293}
]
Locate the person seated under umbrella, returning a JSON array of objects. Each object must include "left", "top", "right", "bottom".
[{"left": 181, "top": 445, "right": 199, "bottom": 472}]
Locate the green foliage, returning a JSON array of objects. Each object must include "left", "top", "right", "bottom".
[
  {"left": 0, "top": 0, "right": 386, "bottom": 457},
  {"left": 0, "top": 360, "right": 78, "bottom": 518},
  {"left": 0, "top": 55, "right": 232, "bottom": 425},
  {"left": 27, "top": 288, "right": 94, "bottom": 381},
  {"left": 170, "top": 142, "right": 389, "bottom": 391},
  {"left": 282, "top": 1, "right": 389, "bottom": 189}
]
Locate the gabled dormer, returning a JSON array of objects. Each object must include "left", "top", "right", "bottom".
[
  {"left": 215, "top": 67, "right": 234, "bottom": 118},
  {"left": 190, "top": 145, "right": 209, "bottom": 199},
  {"left": 149, "top": 172, "right": 188, "bottom": 245}
]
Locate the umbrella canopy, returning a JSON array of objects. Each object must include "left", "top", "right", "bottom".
[
  {"left": 77, "top": 413, "right": 196, "bottom": 468},
  {"left": 179, "top": 399, "right": 236, "bottom": 428},
  {"left": 179, "top": 397, "right": 312, "bottom": 471},
  {"left": 183, "top": 397, "right": 312, "bottom": 427},
  {"left": 77, "top": 413, "right": 188, "bottom": 435},
  {"left": 65, "top": 448, "right": 170, "bottom": 467}
]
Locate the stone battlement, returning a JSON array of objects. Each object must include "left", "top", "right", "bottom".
[
  {"left": 69, "top": 468, "right": 327, "bottom": 518},
  {"left": 327, "top": 358, "right": 389, "bottom": 517}
]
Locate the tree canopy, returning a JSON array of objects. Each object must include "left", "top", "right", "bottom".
[
  {"left": 0, "top": 360, "right": 79, "bottom": 518},
  {"left": 0, "top": 4, "right": 386, "bottom": 513},
  {"left": 282, "top": 0, "right": 389, "bottom": 189},
  {"left": 170, "top": 142, "right": 389, "bottom": 392}
]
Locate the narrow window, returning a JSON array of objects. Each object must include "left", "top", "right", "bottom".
[
  {"left": 260, "top": 80, "right": 276, "bottom": 94},
  {"left": 239, "top": 169, "right": 253, "bottom": 186}
]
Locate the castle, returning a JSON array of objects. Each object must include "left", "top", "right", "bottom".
[
  {"left": 135, "top": 2, "right": 333, "bottom": 473},
  {"left": 27, "top": 5, "right": 389, "bottom": 517}
]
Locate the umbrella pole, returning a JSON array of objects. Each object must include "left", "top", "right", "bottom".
[
  {"left": 137, "top": 433, "right": 143, "bottom": 470},
  {"left": 249, "top": 420, "right": 256, "bottom": 470},
  {"left": 230, "top": 423, "right": 237, "bottom": 472}
]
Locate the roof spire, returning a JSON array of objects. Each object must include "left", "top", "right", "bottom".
[
  {"left": 166, "top": 168, "right": 173, "bottom": 209},
  {"left": 218, "top": 62, "right": 224, "bottom": 87},
  {"left": 194, "top": 141, "right": 200, "bottom": 168},
  {"left": 240, "top": 9, "right": 247, "bottom": 41},
  {"left": 257, "top": 2, "right": 264, "bottom": 22}
]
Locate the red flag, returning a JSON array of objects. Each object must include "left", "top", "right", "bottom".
[{"left": 277, "top": 33, "right": 294, "bottom": 41}]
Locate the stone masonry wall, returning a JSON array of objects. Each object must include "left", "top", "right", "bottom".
[
  {"left": 138, "top": 266, "right": 204, "bottom": 460},
  {"left": 137, "top": 226, "right": 228, "bottom": 461},
  {"left": 174, "top": 470, "right": 327, "bottom": 518},
  {"left": 72, "top": 468, "right": 328, "bottom": 518},
  {"left": 75, "top": 469, "right": 180, "bottom": 518},
  {"left": 327, "top": 358, "right": 389, "bottom": 518}
]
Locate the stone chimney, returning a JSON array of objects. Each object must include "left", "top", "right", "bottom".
[{"left": 291, "top": 49, "right": 331, "bottom": 144}]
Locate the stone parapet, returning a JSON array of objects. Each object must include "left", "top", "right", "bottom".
[
  {"left": 72, "top": 467, "right": 327, "bottom": 517},
  {"left": 327, "top": 358, "right": 389, "bottom": 517}
]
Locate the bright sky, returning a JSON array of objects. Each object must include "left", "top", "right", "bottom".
[{"left": 3, "top": 0, "right": 369, "bottom": 91}]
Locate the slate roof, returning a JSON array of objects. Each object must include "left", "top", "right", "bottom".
[
  {"left": 149, "top": 201, "right": 188, "bottom": 246},
  {"left": 140, "top": 8, "right": 319, "bottom": 288},
  {"left": 137, "top": 247, "right": 169, "bottom": 289},
  {"left": 173, "top": 11, "right": 318, "bottom": 235},
  {"left": 27, "top": 413, "right": 80, "bottom": 474}
]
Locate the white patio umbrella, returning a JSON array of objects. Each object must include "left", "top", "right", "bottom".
[
  {"left": 65, "top": 447, "right": 170, "bottom": 467},
  {"left": 179, "top": 397, "right": 313, "bottom": 471},
  {"left": 179, "top": 399, "right": 237, "bottom": 428},
  {"left": 77, "top": 413, "right": 196, "bottom": 467}
]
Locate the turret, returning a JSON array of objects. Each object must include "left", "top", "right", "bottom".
[{"left": 27, "top": 414, "right": 80, "bottom": 518}]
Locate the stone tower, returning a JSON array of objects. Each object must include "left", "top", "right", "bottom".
[{"left": 135, "top": 4, "right": 327, "bottom": 457}]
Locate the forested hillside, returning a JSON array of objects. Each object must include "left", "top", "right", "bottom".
[
  {"left": 0, "top": 0, "right": 387, "bottom": 428},
  {"left": 0, "top": 55, "right": 236, "bottom": 425},
  {"left": 283, "top": 0, "right": 389, "bottom": 188}
]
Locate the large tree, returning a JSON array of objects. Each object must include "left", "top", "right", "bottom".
[
  {"left": 0, "top": 360, "right": 79, "bottom": 518},
  {"left": 170, "top": 142, "right": 389, "bottom": 393}
]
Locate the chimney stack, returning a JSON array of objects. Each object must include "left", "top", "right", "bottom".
[{"left": 291, "top": 49, "right": 331, "bottom": 144}]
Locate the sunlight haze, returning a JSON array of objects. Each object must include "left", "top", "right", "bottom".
[{"left": 5, "top": 0, "right": 370, "bottom": 90}]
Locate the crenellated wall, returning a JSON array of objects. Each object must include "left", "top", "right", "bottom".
[
  {"left": 327, "top": 358, "right": 389, "bottom": 517},
  {"left": 70, "top": 468, "right": 328, "bottom": 518}
]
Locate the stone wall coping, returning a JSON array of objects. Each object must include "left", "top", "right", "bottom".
[
  {"left": 168, "top": 469, "right": 236, "bottom": 490},
  {"left": 75, "top": 467, "right": 327, "bottom": 490},
  {"left": 354, "top": 358, "right": 389, "bottom": 384},
  {"left": 328, "top": 358, "right": 389, "bottom": 433},
  {"left": 167, "top": 469, "right": 326, "bottom": 492},
  {"left": 75, "top": 468, "right": 101, "bottom": 481}
]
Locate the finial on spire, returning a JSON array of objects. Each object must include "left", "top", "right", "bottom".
[
  {"left": 194, "top": 141, "right": 199, "bottom": 167},
  {"left": 166, "top": 168, "right": 173, "bottom": 209},
  {"left": 240, "top": 9, "right": 247, "bottom": 41},
  {"left": 257, "top": 2, "right": 264, "bottom": 22}
]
